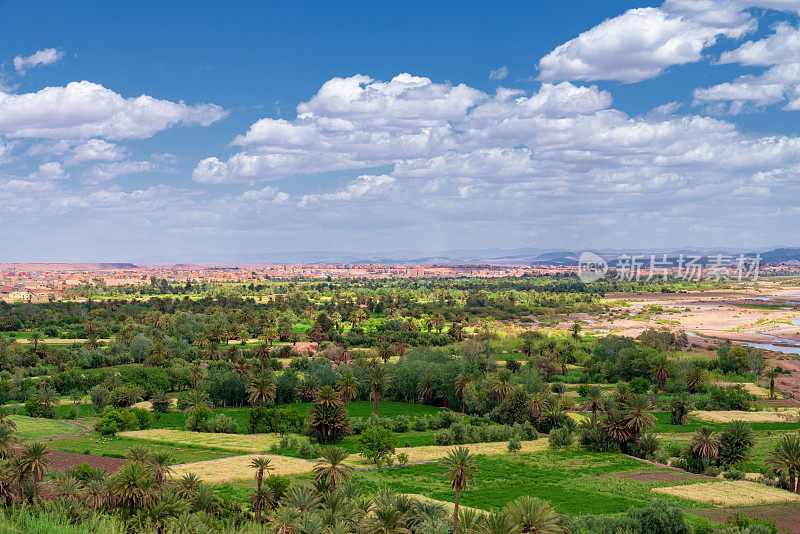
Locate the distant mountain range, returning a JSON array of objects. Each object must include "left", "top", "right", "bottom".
[
  {"left": 6, "top": 248, "right": 800, "bottom": 269},
  {"left": 131, "top": 247, "right": 800, "bottom": 266}
]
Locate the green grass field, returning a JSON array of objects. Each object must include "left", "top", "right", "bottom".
[
  {"left": 347, "top": 449, "right": 705, "bottom": 515},
  {"left": 50, "top": 435, "right": 230, "bottom": 464},
  {"left": 10, "top": 415, "right": 86, "bottom": 440}
]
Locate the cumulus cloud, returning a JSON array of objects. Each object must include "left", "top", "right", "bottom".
[
  {"left": 0, "top": 81, "right": 227, "bottom": 139},
  {"left": 13, "top": 48, "right": 65, "bottom": 74},
  {"left": 537, "top": 7, "right": 751, "bottom": 83},
  {"left": 720, "top": 22, "right": 800, "bottom": 66}
]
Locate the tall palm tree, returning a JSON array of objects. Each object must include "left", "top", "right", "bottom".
[
  {"left": 581, "top": 386, "right": 603, "bottom": 427},
  {"left": 336, "top": 371, "right": 359, "bottom": 404},
  {"left": 504, "top": 495, "right": 567, "bottom": 534},
  {"left": 766, "top": 433, "right": 800, "bottom": 493},
  {"left": 442, "top": 446, "right": 478, "bottom": 534},
  {"left": 719, "top": 420, "right": 755, "bottom": 465},
  {"left": 247, "top": 373, "right": 277, "bottom": 406},
  {"left": 313, "top": 446, "right": 353, "bottom": 492},
  {"left": 148, "top": 451, "right": 174, "bottom": 494},
  {"left": 692, "top": 426, "right": 719, "bottom": 460},
  {"left": 20, "top": 442, "right": 51, "bottom": 502},
  {"left": 454, "top": 373, "right": 475, "bottom": 413},
  {"left": 488, "top": 370, "right": 513, "bottom": 404},
  {"left": 368, "top": 364, "right": 392, "bottom": 417},
  {"left": 651, "top": 356, "right": 672, "bottom": 391},
  {"left": 622, "top": 394, "right": 656, "bottom": 440},
  {"left": 250, "top": 456, "right": 274, "bottom": 522}
]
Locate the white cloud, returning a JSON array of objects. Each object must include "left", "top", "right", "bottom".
[
  {"left": 537, "top": 7, "right": 751, "bottom": 83},
  {"left": 720, "top": 22, "right": 800, "bottom": 66},
  {"left": 82, "top": 160, "right": 161, "bottom": 184},
  {"left": 13, "top": 48, "right": 65, "bottom": 74},
  {"left": 0, "top": 81, "right": 227, "bottom": 139},
  {"left": 28, "top": 162, "right": 68, "bottom": 181},
  {"left": 489, "top": 66, "right": 509, "bottom": 80}
]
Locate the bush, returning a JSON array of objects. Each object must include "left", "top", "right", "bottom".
[
  {"left": 508, "top": 437, "right": 521, "bottom": 452},
  {"left": 204, "top": 413, "right": 239, "bottom": 434},
  {"left": 130, "top": 407, "right": 153, "bottom": 430},
  {"left": 579, "top": 426, "right": 618, "bottom": 453},
  {"left": 723, "top": 469, "right": 745, "bottom": 480},
  {"left": 298, "top": 440, "right": 316, "bottom": 458},
  {"left": 550, "top": 382, "right": 565, "bottom": 396},
  {"left": 392, "top": 415, "right": 411, "bottom": 433},
  {"left": 628, "top": 376, "right": 650, "bottom": 394},
  {"left": 397, "top": 452, "right": 409, "bottom": 465},
  {"left": 412, "top": 417, "right": 427, "bottom": 432},
  {"left": 548, "top": 427, "right": 573, "bottom": 448},
  {"left": 89, "top": 386, "right": 110, "bottom": 411},
  {"left": 428, "top": 411, "right": 460, "bottom": 430},
  {"left": 184, "top": 407, "right": 211, "bottom": 432},
  {"left": 248, "top": 406, "right": 306, "bottom": 434},
  {"left": 119, "top": 367, "right": 172, "bottom": 396},
  {"left": 434, "top": 428, "right": 454, "bottom": 446},
  {"left": 95, "top": 407, "right": 142, "bottom": 435}
]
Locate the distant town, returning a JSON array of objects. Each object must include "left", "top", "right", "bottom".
[{"left": 3, "top": 259, "right": 800, "bottom": 303}]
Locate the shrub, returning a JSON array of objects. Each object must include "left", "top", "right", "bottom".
[
  {"left": 412, "top": 417, "right": 427, "bottom": 432},
  {"left": 130, "top": 407, "right": 153, "bottom": 430},
  {"left": 428, "top": 411, "right": 459, "bottom": 430},
  {"left": 722, "top": 469, "right": 745, "bottom": 480},
  {"left": 95, "top": 407, "right": 142, "bottom": 435},
  {"left": 548, "top": 427, "right": 573, "bottom": 448},
  {"left": 248, "top": 406, "right": 306, "bottom": 434},
  {"left": 434, "top": 428, "right": 454, "bottom": 446},
  {"left": 508, "top": 437, "right": 521, "bottom": 452},
  {"left": 392, "top": 415, "right": 411, "bottom": 433},
  {"left": 204, "top": 413, "right": 239, "bottom": 434},
  {"left": 397, "top": 452, "right": 409, "bottom": 464},
  {"left": 298, "top": 439, "right": 315, "bottom": 458},
  {"left": 628, "top": 376, "right": 650, "bottom": 394},
  {"left": 184, "top": 407, "right": 211, "bottom": 432},
  {"left": 550, "top": 382, "right": 565, "bottom": 396}
]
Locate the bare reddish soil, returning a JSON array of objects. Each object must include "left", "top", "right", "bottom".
[
  {"left": 692, "top": 503, "right": 800, "bottom": 534},
  {"left": 22, "top": 449, "right": 127, "bottom": 473}
]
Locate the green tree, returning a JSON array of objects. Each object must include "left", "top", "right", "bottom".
[
  {"left": 504, "top": 495, "right": 568, "bottom": 534},
  {"left": 368, "top": 364, "right": 392, "bottom": 417},
  {"left": 766, "top": 433, "right": 800, "bottom": 493},
  {"left": 357, "top": 426, "right": 397, "bottom": 466},
  {"left": 250, "top": 456, "right": 274, "bottom": 522}
]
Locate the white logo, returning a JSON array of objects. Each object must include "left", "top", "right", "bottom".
[{"left": 578, "top": 251, "right": 608, "bottom": 283}]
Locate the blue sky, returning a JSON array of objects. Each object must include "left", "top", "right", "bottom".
[{"left": 2, "top": 1, "right": 800, "bottom": 261}]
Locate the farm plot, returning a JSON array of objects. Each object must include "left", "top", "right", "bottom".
[
  {"left": 692, "top": 503, "right": 800, "bottom": 534},
  {"left": 172, "top": 453, "right": 316, "bottom": 483},
  {"left": 653, "top": 480, "right": 800, "bottom": 506},
  {"left": 118, "top": 429, "right": 290, "bottom": 453},
  {"left": 691, "top": 409, "right": 800, "bottom": 424},
  {"left": 10, "top": 415, "right": 88, "bottom": 440}
]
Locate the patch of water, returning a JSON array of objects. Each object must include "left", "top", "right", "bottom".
[{"left": 739, "top": 341, "right": 800, "bottom": 355}]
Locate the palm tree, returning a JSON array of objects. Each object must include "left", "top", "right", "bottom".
[
  {"left": 247, "top": 373, "right": 277, "bottom": 406},
  {"left": 368, "top": 364, "right": 392, "bottom": 417},
  {"left": 417, "top": 375, "right": 437, "bottom": 404},
  {"left": 442, "top": 446, "right": 478, "bottom": 534},
  {"left": 270, "top": 505, "right": 302, "bottom": 534},
  {"left": 250, "top": 456, "right": 274, "bottom": 522},
  {"left": 32, "top": 385, "right": 60, "bottom": 417},
  {"left": 767, "top": 368, "right": 778, "bottom": 399},
  {"left": 685, "top": 365, "right": 709, "bottom": 393},
  {"left": 148, "top": 451, "right": 174, "bottom": 494},
  {"left": 669, "top": 393, "right": 693, "bottom": 425},
  {"left": 53, "top": 474, "right": 84, "bottom": 503},
  {"left": 0, "top": 423, "right": 17, "bottom": 459},
  {"left": 477, "top": 511, "right": 518, "bottom": 534},
  {"left": 128, "top": 444, "right": 152, "bottom": 464},
  {"left": 504, "top": 495, "right": 567, "bottom": 534},
  {"left": 21, "top": 442, "right": 50, "bottom": 502},
  {"left": 85, "top": 478, "right": 108, "bottom": 509},
  {"left": 336, "top": 371, "right": 359, "bottom": 404},
  {"left": 622, "top": 394, "right": 656, "bottom": 440},
  {"left": 183, "top": 390, "right": 212, "bottom": 414},
  {"left": 651, "top": 356, "right": 672, "bottom": 391},
  {"left": 691, "top": 426, "right": 719, "bottom": 460},
  {"left": 766, "top": 433, "right": 800, "bottom": 493},
  {"left": 719, "top": 420, "right": 755, "bottom": 465},
  {"left": 0, "top": 408, "right": 18, "bottom": 430},
  {"left": 454, "top": 373, "right": 475, "bottom": 413},
  {"left": 113, "top": 461, "right": 156, "bottom": 512},
  {"left": 313, "top": 446, "right": 353, "bottom": 492},
  {"left": 488, "top": 370, "right": 513, "bottom": 404},
  {"left": 581, "top": 386, "right": 603, "bottom": 427}
]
